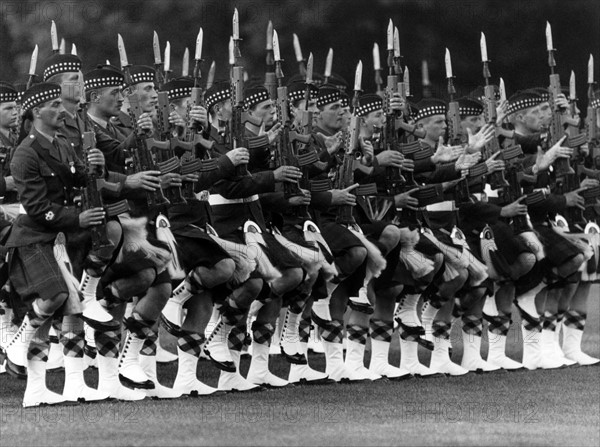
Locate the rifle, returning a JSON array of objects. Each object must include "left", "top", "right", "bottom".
[
  {"left": 150, "top": 91, "right": 186, "bottom": 205},
  {"left": 230, "top": 11, "right": 262, "bottom": 177},
  {"left": 264, "top": 21, "right": 277, "bottom": 101},
  {"left": 586, "top": 56, "right": 600, "bottom": 170},
  {"left": 178, "top": 30, "right": 215, "bottom": 201},
  {"left": 445, "top": 49, "right": 463, "bottom": 146},
  {"left": 153, "top": 31, "right": 165, "bottom": 89},
  {"left": 119, "top": 33, "right": 169, "bottom": 209},
  {"left": 293, "top": 33, "right": 307, "bottom": 76},
  {"left": 373, "top": 43, "right": 383, "bottom": 96},
  {"left": 478, "top": 33, "right": 507, "bottom": 190},
  {"left": 545, "top": 22, "right": 575, "bottom": 178},
  {"left": 335, "top": 61, "right": 377, "bottom": 227},
  {"left": 497, "top": 145, "right": 534, "bottom": 234},
  {"left": 381, "top": 24, "right": 407, "bottom": 198},
  {"left": 293, "top": 53, "right": 330, "bottom": 195},
  {"left": 79, "top": 95, "right": 130, "bottom": 254},
  {"left": 272, "top": 29, "right": 310, "bottom": 200}
]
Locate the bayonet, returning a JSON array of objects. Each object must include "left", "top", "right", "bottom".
[
  {"left": 182, "top": 48, "right": 190, "bottom": 77},
  {"left": 324, "top": 48, "right": 333, "bottom": 83},
  {"left": 27, "top": 45, "right": 38, "bottom": 89},
  {"left": 51, "top": 20, "right": 59, "bottom": 53},
  {"left": 293, "top": 33, "right": 306, "bottom": 75}
]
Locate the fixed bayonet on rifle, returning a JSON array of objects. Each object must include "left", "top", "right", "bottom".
[
  {"left": 51, "top": 20, "right": 59, "bottom": 54},
  {"left": 445, "top": 48, "right": 462, "bottom": 146},
  {"left": 153, "top": 31, "right": 165, "bottom": 88},
  {"left": 586, "top": 55, "right": 600, "bottom": 169},
  {"left": 545, "top": 22, "right": 574, "bottom": 178},
  {"left": 335, "top": 61, "right": 377, "bottom": 227},
  {"left": 151, "top": 91, "right": 186, "bottom": 205},
  {"left": 163, "top": 41, "right": 172, "bottom": 85},
  {"left": 206, "top": 61, "right": 216, "bottom": 90},
  {"left": 382, "top": 20, "right": 406, "bottom": 197},
  {"left": 26, "top": 45, "right": 38, "bottom": 90},
  {"left": 480, "top": 32, "right": 508, "bottom": 189},
  {"left": 182, "top": 47, "right": 190, "bottom": 77},
  {"left": 293, "top": 33, "right": 306, "bottom": 76},
  {"left": 119, "top": 34, "right": 170, "bottom": 209},
  {"left": 421, "top": 60, "right": 432, "bottom": 99},
  {"left": 79, "top": 86, "right": 129, "bottom": 254},
  {"left": 230, "top": 9, "right": 262, "bottom": 176},
  {"left": 324, "top": 48, "right": 333, "bottom": 85},
  {"left": 373, "top": 43, "right": 383, "bottom": 96},
  {"left": 273, "top": 29, "right": 309, "bottom": 200},
  {"left": 264, "top": 21, "right": 277, "bottom": 100}
]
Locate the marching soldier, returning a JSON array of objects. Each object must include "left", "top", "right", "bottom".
[{"left": 0, "top": 82, "right": 129, "bottom": 406}]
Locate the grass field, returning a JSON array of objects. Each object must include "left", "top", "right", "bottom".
[{"left": 1, "top": 285, "right": 599, "bottom": 447}]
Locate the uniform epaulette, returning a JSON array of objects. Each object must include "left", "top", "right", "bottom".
[{"left": 19, "top": 134, "right": 36, "bottom": 148}]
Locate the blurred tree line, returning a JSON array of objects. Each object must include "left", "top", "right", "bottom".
[{"left": 0, "top": 0, "right": 598, "bottom": 102}]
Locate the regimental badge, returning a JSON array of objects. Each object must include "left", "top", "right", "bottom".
[{"left": 45, "top": 211, "right": 55, "bottom": 221}]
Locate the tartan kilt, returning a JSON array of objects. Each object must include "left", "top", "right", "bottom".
[
  {"left": 490, "top": 221, "right": 534, "bottom": 264},
  {"left": 533, "top": 223, "right": 582, "bottom": 266},
  {"left": 320, "top": 221, "right": 365, "bottom": 257},
  {"left": 172, "top": 226, "right": 231, "bottom": 271},
  {"left": 359, "top": 221, "right": 388, "bottom": 241},
  {"left": 7, "top": 242, "right": 68, "bottom": 306},
  {"left": 223, "top": 228, "right": 303, "bottom": 272},
  {"left": 101, "top": 234, "right": 170, "bottom": 285}
]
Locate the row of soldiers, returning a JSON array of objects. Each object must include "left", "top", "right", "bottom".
[{"left": 0, "top": 16, "right": 599, "bottom": 408}]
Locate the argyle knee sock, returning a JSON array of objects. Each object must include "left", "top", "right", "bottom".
[
  {"left": 140, "top": 329, "right": 158, "bottom": 357},
  {"left": 251, "top": 322, "right": 275, "bottom": 347},
  {"left": 61, "top": 315, "right": 85, "bottom": 358},
  {"left": 369, "top": 319, "right": 394, "bottom": 343},
  {"left": 95, "top": 327, "right": 121, "bottom": 358},
  {"left": 346, "top": 324, "right": 368, "bottom": 346},
  {"left": 177, "top": 331, "right": 205, "bottom": 358},
  {"left": 318, "top": 319, "right": 344, "bottom": 344}
]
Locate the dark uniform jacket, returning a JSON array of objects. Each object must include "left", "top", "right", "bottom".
[
  {"left": 207, "top": 125, "right": 277, "bottom": 236},
  {"left": 0, "top": 130, "right": 18, "bottom": 203},
  {"left": 5, "top": 127, "right": 126, "bottom": 248}
]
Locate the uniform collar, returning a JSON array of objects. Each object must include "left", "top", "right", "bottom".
[
  {"left": 88, "top": 112, "right": 108, "bottom": 129},
  {"left": 31, "top": 126, "right": 64, "bottom": 162}
]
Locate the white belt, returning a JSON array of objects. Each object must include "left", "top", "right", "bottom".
[
  {"left": 19, "top": 204, "right": 26, "bottom": 215},
  {"left": 484, "top": 183, "right": 500, "bottom": 198},
  {"left": 209, "top": 193, "right": 259, "bottom": 206},
  {"left": 425, "top": 200, "right": 456, "bottom": 212}
]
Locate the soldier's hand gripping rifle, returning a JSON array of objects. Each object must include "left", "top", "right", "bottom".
[
  {"left": 272, "top": 29, "right": 311, "bottom": 201},
  {"left": 545, "top": 22, "right": 580, "bottom": 179},
  {"left": 480, "top": 32, "right": 509, "bottom": 190},
  {"left": 497, "top": 145, "right": 539, "bottom": 234},
  {"left": 178, "top": 27, "right": 215, "bottom": 201},
  {"left": 335, "top": 61, "right": 377, "bottom": 228},
  {"left": 79, "top": 85, "right": 130, "bottom": 254},
  {"left": 151, "top": 91, "right": 186, "bottom": 205},
  {"left": 230, "top": 10, "right": 263, "bottom": 177},
  {"left": 118, "top": 34, "right": 170, "bottom": 210},
  {"left": 381, "top": 21, "right": 407, "bottom": 198},
  {"left": 444, "top": 48, "right": 475, "bottom": 204}
]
